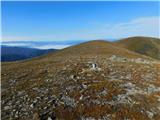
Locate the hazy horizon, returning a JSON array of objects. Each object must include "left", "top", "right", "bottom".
[{"left": 2, "top": 35, "right": 160, "bottom": 49}]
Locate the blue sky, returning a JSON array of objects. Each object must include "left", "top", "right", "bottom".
[{"left": 1, "top": 1, "right": 160, "bottom": 48}]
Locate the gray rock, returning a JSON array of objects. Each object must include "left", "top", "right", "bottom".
[
  {"left": 4, "top": 106, "right": 10, "bottom": 110},
  {"left": 82, "top": 84, "right": 87, "bottom": 89},
  {"left": 99, "top": 90, "right": 107, "bottom": 96},
  {"left": 47, "top": 117, "right": 52, "bottom": 120},
  {"left": 146, "top": 84, "right": 160, "bottom": 94},
  {"left": 146, "top": 111, "right": 154, "bottom": 119},
  {"left": 61, "top": 96, "right": 76, "bottom": 108},
  {"left": 30, "top": 104, "right": 34, "bottom": 108},
  {"left": 79, "top": 95, "right": 83, "bottom": 100}
]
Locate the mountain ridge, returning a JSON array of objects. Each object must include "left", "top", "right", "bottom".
[{"left": 114, "top": 36, "right": 160, "bottom": 60}]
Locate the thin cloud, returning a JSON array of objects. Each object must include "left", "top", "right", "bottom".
[
  {"left": 2, "top": 16, "right": 159, "bottom": 41},
  {"left": 1, "top": 43, "right": 29, "bottom": 46},
  {"left": 103, "top": 16, "right": 160, "bottom": 38},
  {"left": 69, "top": 16, "right": 160, "bottom": 39},
  {"left": 33, "top": 45, "right": 71, "bottom": 49},
  {"left": 1, "top": 42, "right": 72, "bottom": 49}
]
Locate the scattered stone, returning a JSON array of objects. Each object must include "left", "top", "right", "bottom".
[{"left": 1, "top": 57, "right": 160, "bottom": 120}]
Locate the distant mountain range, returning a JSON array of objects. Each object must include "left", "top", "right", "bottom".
[
  {"left": 1, "top": 46, "right": 57, "bottom": 62},
  {"left": 1, "top": 36, "right": 160, "bottom": 62}
]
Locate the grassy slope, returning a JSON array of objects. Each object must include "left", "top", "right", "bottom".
[
  {"left": 29, "top": 40, "right": 147, "bottom": 63},
  {"left": 2, "top": 38, "right": 160, "bottom": 120},
  {"left": 115, "top": 36, "right": 160, "bottom": 60}
]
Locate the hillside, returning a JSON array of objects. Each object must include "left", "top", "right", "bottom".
[
  {"left": 30, "top": 40, "right": 150, "bottom": 63},
  {"left": 1, "top": 46, "right": 57, "bottom": 62},
  {"left": 115, "top": 36, "right": 160, "bottom": 60},
  {"left": 1, "top": 40, "right": 160, "bottom": 120}
]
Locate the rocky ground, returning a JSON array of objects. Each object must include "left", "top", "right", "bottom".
[{"left": 1, "top": 55, "right": 160, "bottom": 120}]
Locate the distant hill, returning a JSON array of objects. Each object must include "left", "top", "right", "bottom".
[
  {"left": 1, "top": 46, "right": 57, "bottom": 62},
  {"left": 115, "top": 36, "right": 160, "bottom": 60},
  {"left": 33, "top": 40, "right": 150, "bottom": 63}
]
